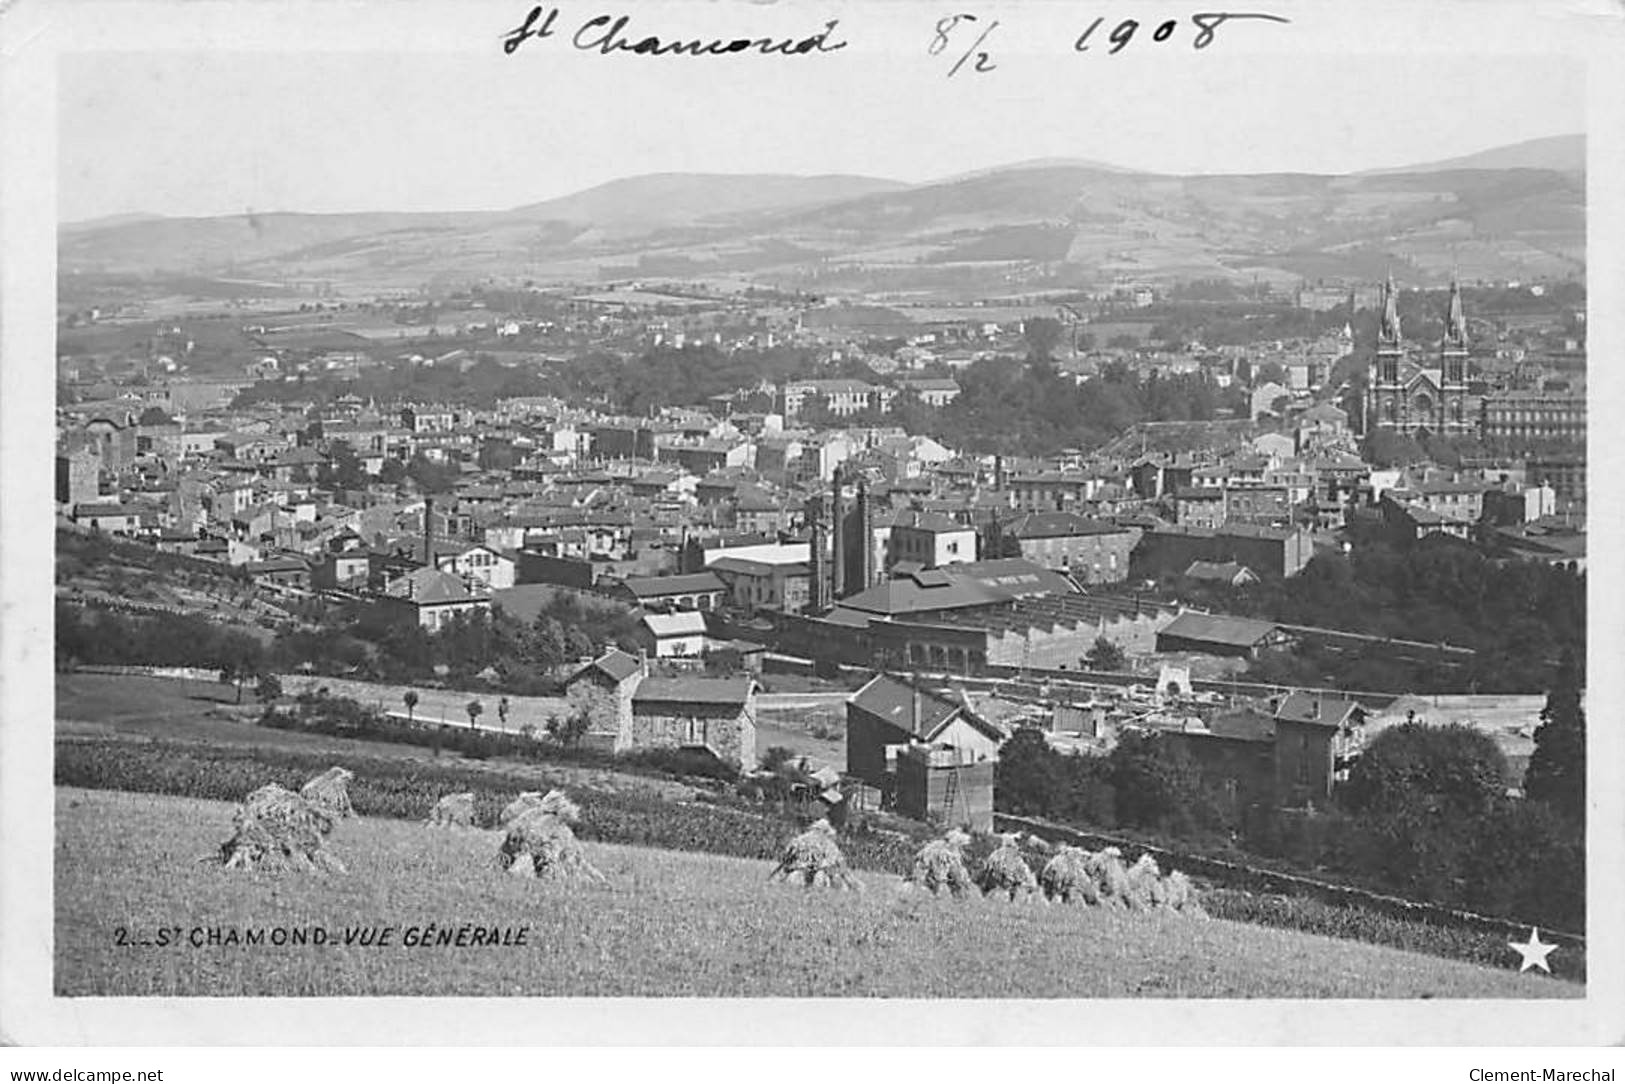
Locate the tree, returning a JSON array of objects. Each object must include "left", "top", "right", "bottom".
[
  {"left": 1085, "top": 636, "right": 1125, "bottom": 671},
  {"left": 1022, "top": 317, "right": 1064, "bottom": 363},
  {"left": 1107, "top": 729, "right": 1224, "bottom": 835},
  {"left": 1523, "top": 649, "right": 1585, "bottom": 823},
  {"left": 255, "top": 673, "right": 282, "bottom": 703},
  {"left": 993, "top": 728, "right": 1064, "bottom": 818},
  {"left": 466, "top": 698, "right": 483, "bottom": 729},
  {"left": 565, "top": 628, "right": 595, "bottom": 661},
  {"left": 403, "top": 689, "right": 419, "bottom": 724},
  {"left": 545, "top": 710, "right": 589, "bottom": 747},
  {"left": 219, "top": 662, "right": 246, "bottom": 704},
  {"left": 1341, "top": 722, "right": 1508, "bottom": 821}
]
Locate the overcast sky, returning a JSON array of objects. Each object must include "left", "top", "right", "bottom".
[{"left": 59, "top": 45, "right": 1584, "bottom": 223}]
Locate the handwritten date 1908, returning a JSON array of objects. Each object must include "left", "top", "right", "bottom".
[{"left": 1075, "top": 11, "right": 1290, "bottom": 54}]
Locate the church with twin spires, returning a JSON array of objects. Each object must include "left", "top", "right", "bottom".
[{"left": 1363, "top": 274, "right": 1475, "bottom": 438}]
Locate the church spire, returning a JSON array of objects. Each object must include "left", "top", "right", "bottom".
[
  {"left": 1444, "top": 278, "right": 1467, "bottom": 346},
  {"left": 1379, "top": 272, "right": 1402, "bottom": 344}
]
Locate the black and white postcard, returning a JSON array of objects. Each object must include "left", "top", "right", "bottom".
[{"left": 2, "top": 0, "right": 1622, "bottom": 1053}]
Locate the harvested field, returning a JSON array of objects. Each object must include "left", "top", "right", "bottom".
[{"left": 55, "top": 788, "right": 1579, "bottom": 999}]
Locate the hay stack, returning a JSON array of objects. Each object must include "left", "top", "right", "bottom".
[
  {"left": 904, "top": 828, "right": 974, "bottom": 898},
  {"left": 1120, "top": 852, "right": 1162, "bottom": 911},
  {"left": 1038, "top": 845, "right": 1101, "bottom": 905},
  {"left": 498, "top": 791, "right": 546, "bottom": 828},
  {"left": 300, "top": 766, "right": 355, "bottom": 821},
  {"left": 495, "top": 790, "right": 606, "bottom": 883},
  {"left": 975, "top": 832, "right": 1039, "bottom": 901},
  {"left": 215, "top": 784, "right": 346, "bottom": 873},
  {"left": 426, "top": 791, "right": 476, "bottom": 828},
  {"left": 1160, "top": 869, "right": 1207, "bottom": 918},
  {"left": 767, "top": 819, "right": 861, "bottom": 890},
  {"left": 1085, "top": 846, "right": 1133, "bottom": 909}
]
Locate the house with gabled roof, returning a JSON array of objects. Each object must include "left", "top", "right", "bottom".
[
  {"left": 631, "top": 674, "right": 758, "bottom": 771},
  {"left": 377, "top": 567, "right": 491, "bottom": 631},
  {"left": 635, "top": 610, "right": 711, "bottom": 661},
  {"left": 1270, "top": 692, "right": 1366, "bottom": 808},
  {"left": 844, "top": 672, "right": 1005, "bottom": 787}
]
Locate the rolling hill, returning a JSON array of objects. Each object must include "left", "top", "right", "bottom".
[
  {"left": 58, "top": 137, "right": 1586, "bottom": 291},
  {"left": 1362, "top": 133, "right": 1584, "bottom": 176}
]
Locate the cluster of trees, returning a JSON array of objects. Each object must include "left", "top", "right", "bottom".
[
  {"left": 546, "top": 343, "right": 826, "bottom": 417},
  {"left": 234, "top": 354, "right": 556, "bottom": 411},
  {"left": 996, "top": 728, "right": 1233, "bottom": 842},
  {"left": 272, "top": 594, "right": 641, "bottom": 695},
  {"left": 1146, "top": 302, "right": 1347, "bottom": 349},
  {"left": 55, "top": 601, "right": 268, "bottom": 678},
  {"left": 1160, "top": 531, "right": 1583, "bottom": 694},
  {"left": 885, "top": 355, "right": 1243, "bottom": 458},
  {"left": 995, "top": 653, "right": 1586, "bottom": 930}
]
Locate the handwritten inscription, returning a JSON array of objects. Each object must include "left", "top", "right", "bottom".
[
  {"left": 1074, "top": 12, "right": 1291, "bottom": 54},
  {"left": 503, "top": 6, "right": 849, "bottom": 58},
  {"left": 499, "top": 6, "right": 1289, "bottom": 64},
  {"left": 929, "top": 13, "right": 999, "bottom": 78}
]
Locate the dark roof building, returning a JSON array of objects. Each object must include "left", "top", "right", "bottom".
[{"left": 1155, "top": 612, "right": 1290, "bottom": 658}]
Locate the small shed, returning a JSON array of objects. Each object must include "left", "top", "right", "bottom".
[{"left": 894, "top": 744, "right": 994, "bottom": 833}]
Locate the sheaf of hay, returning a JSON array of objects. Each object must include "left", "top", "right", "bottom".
[
  {"left": 768, "top": 819, "right": 860, "bottom": 891},
  {"left": 300, "top": 766, "right": 355, "bottom": 822},
  {"left": 1086, "top": 846, "right": 1133, "bottom": 910},
  {"left": 426, "top": 791, "right": 476, "bottom": 828},
  {"left": 1039, "top": 845, "right": 1101, "bottom": 906},
  {"left": 1121, "top": 852, "right": 1162, "bottom": 911},
  {"left": 1161, "top": 869, "right": 1208, "bottom": 918},
  {"left": 974, "top": 833, "right": 1039, "bottom": 902},
  {"left": 903, "top": 828, "right": 974, "bottom": 898},
  {"left": 495, "top": 793, "right": 605, "bottom": 884},
  {"left": 497, "top": 789, "right": 555, "bottom": 832},
  {"left": 214, "top": 783, "right": 346, "bottom": 874}
]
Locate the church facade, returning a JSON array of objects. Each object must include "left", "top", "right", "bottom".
[{"left": 1363, "top": 276, "right": 1474, "bottom": 438}]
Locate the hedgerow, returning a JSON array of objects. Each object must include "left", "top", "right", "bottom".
[{"left": 54, "top": 738, "right": 917, "bottom": 874}]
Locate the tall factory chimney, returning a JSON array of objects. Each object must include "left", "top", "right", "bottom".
[
  {"left": 422, "top": 495, "right": 434, "bottom": 569},
  {"left": 809, "top": 515, "right": 828, "bottom": 613},
  {"left": 856, "top": 474, "right": 872, "bottom": 591},
  {"left": 830, "top": 466, "right": 846, "bottom": 600}
]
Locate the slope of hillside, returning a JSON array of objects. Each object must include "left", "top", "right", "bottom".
[
  {"left": 1362, "top": 133, "right": 1584, "bottom": 176},
  {"left": 503, "top": 171, "right": 908, "bottom": 227},
  {"left": 57, "top": 139, "right": 1587, "bottom": 289},
  {"left": 56, "top": 788, "right": 1577, "bottom": 998}
]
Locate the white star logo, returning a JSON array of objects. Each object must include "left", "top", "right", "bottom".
[{"left": 1509, "top": 927, "right": 1557, "bottom": 974}]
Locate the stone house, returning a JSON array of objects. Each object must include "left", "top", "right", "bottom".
[
  {"left": 564, "top": 650, "right": 758, "bottom": 770},
  {"left": 630, "top": 675, "right": 758, "bottom": 771}
]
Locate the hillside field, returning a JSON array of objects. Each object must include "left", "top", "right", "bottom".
[{"left": 55, "top": 788, "right": 1577, "bottom": 999}]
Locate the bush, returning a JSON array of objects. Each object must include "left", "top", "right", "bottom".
[
  {"left": 1341, "top": 722, "right": 1508, "bottom": 820},
  {"left": 1106, "top": 729, "right": 1233, "bottom": 838}
]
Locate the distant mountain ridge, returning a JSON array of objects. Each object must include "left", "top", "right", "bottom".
[
  {"left": 1360, "top": 134, "right": 1584, "bottom": 176},
  {"left": 59, "top": 135, "right": 1585, "bottom": 289}
]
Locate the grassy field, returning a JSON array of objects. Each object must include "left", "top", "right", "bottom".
[
  {"left": 55, "top": 788, "right": 1578, "bottom": 999},
  {"left": 56, "top": 674, "right": 698, "bottom": 801}
]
